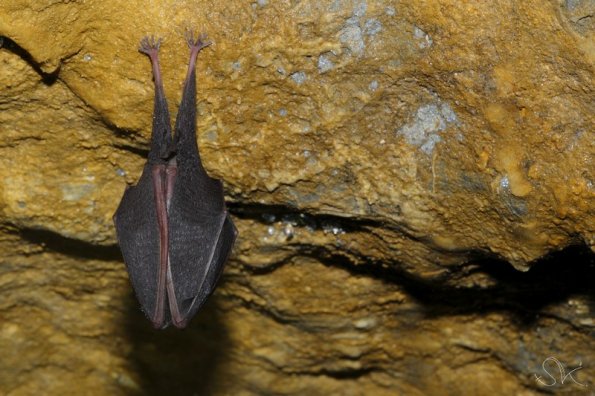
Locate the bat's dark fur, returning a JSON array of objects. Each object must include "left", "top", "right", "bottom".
[{"left": 113, "top": 32, "right": 237, "bottom": 329}]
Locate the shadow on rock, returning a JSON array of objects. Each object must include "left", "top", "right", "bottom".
[{"left": 122, "top": 290, "right": 231, "bottom": 396}]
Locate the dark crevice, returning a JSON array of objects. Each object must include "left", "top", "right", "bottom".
[
  {"left": 227, "top": 201, "right": 388, "bottom": 233},
  {"left": 113, "top": 142, "right": 150, "bottom": 158},
  {"left": 293, "top": 366, "right": 378, "bottom": 380},
  {"left": 17, "top": 227, "right": 121, "bottom": 262},
  {"left": 103, "top": 114, "right": 151, "bottom": 158},
  {"left": 236, "top": 256, "right": 296, "bottom": 276},
  {"left": 105, "top": 118, "right": 146, "bottom": 141},
  {"left": 320, "top": 367, "right": 377, "bottom": 380},
  {"left": 309, "top": 244, "right": 594, "bottom": 327},
  {"left": 0, "top": 36, "right": 59, "bottom": 85}
]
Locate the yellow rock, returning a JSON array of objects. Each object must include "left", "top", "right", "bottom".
[{"left": 0, "top": 0, "right": 593, "bottom": 394}]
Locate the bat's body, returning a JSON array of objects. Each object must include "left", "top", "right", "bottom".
[{"left": 114, "top": 34, "right": 236, "bottom": 329}]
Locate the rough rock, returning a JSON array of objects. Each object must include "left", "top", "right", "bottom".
[{"left": 0, "top": 0, "right": 593, "bottom": 395}]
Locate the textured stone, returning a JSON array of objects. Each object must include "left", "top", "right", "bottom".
[{"left": 0, "top": 0, "right": 593, "bottom": 395}]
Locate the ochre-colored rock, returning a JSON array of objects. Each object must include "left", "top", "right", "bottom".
[{"left": 0, "top": 1, "right": 593, "bottom": 395}]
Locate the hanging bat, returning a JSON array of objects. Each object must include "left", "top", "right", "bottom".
[{"left": 113, "top": 32, "right": 237, "bottom": 329}]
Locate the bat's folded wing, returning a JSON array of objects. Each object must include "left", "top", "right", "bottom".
[
  {"left": 167, "top": 190, "right": 237, "bottom": 319},
  {"left": 113, "top": 170, "right": 161, "bottom": 319}
]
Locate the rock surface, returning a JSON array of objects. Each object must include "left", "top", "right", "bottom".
[{"left": 0, "top": 0, "right": 593, "bottom": 395}]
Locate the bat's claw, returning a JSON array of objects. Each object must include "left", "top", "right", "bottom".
[
  {"left": 139, "top": 35, "right": 162, "bottom": 57},
  {"left": 185, "top": 29, "right": 211, "bottom": 52}
]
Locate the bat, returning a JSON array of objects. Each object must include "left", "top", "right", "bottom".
[{"left": 113, "top": 32, "right": 237, "bottom": 329}]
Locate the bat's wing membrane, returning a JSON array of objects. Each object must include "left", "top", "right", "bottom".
[
  {"left": 167, "top": 167, "right": 237, "bottom": 319},
  {"left": 113, "top": 168, "right": 160, "bottom": 319}
]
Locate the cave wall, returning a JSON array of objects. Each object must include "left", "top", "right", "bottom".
[{"left": 0, "top": 1, "right": 593, "bottom": 395}]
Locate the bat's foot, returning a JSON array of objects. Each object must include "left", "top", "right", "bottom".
[
  {"left": 139, "top": 35, "right": 165, "bottom": 92},
  {"left": 139, "top": 35, "right": 162, "bottom": 58},
  {"left": 183, "top": 30, "right": 211, "bottom": 78},
  {"left": 184, "top": 29, "right": 211, "bottom": 53}
]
